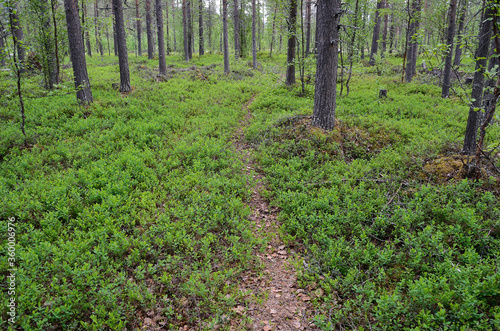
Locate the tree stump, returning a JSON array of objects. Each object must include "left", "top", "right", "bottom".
[{"left": 379, "top": 89, "right": 388, "bottom": 98}]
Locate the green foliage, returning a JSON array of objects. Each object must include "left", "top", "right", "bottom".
[
  {"left": 0, "top": 54, "right": 264, "bottom": 330},
  {"left": 249, "top": 63, "right": 500, "bottom": 330}
]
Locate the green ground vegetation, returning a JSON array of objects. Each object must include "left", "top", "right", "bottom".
[{"left": 0, "top": 53, "right": 499, "bottom": 330}]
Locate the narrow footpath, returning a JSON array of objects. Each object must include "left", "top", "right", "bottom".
[{"left": 231, "top": 95, "right": 318, "bottom": 331}]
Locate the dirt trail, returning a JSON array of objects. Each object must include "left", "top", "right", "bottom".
[{"left": 231, "top": 95, "right": 317, "bottom": 331}]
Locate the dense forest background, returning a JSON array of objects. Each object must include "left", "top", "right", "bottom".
[{"left": 0, "top": 0, "right": 500, "bottom": 330}]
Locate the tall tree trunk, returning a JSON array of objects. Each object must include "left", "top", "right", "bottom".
[
  {"left": 199, "top": 0, "right": 204, "bottom": 55},
  {"left": 405, "top": 0, "right": 422, "bottom": 83},
  {"left": 84, "top": 3, "right": 92, "bottom": 56},
  {"left": 305, "top": 0, "right": 311, "bottom": 56},
  {"left": 208, "top": 0, "right": 212, "bottom": 53},
  {"left": 156, "top": 0, "right": 167, "bottom": 75},
  {"left": 8, "top": 1, "right": 26, "bottom": 144},
  {"left": 187, "top": 0, "right": 192, "bottom": 59},
  {"left": 111, "top": 2, "right": 118, "bottom": 55},
  {"left": 346, "top": 0, "right": 360, "bottom": 96},
  {"left": 286, "top": 0, "right": 297, "bottom": 86},
  {"left": 269, "top": 3, "right": 277, "bottom": 58},
  {"left": 0, "top": 33, "right": 5, "bottom": 67},
  {"left": 63, "top": 0, "right": 93, "bottom": 103},
  {"left": 441, "top": 0, "right": 458, "bottom": 98},
  {"left": 252, "top": 0, "right": 256, "bottom": 69},
  {"left": 41, "top": 0, "right": 57, "bottom": 89},
  {"left": 453, "top": 0, "right": 466, "bottom": 66},
  {"left": 233, "top": 0, "right": 240, "bottom": 59},
  {"left": 172, "top": 0, "right": 177, "bottom": 52},
  {"left": 223, "top": 0, "right": 230, "bottom": 73},
  {"left": 381, "top": 0, "right": 389, "bottom": 57},
  {"left": 112, "top": 0, "right": 131, "bottom": 92},
  {"left": 95, "top": 0, "right": 104, "bottom": 56},
  {"left": 183, "top": 0, "right": 189, "bottom": 60},
  {"left": 11, "top": 1, "right": 25, "bottom": 68},
  {"left": 462, "top": 4, "right": 494, "bottom": 155},
  {"left": 312, "top": 0, "right": 341, "bottom": 130},
  {"left": 146, "top": 0, "right": 155, "bottom": 59},
  {"left": 369, "top": 0, "right": 384, "bottom": 65},
  {"left": 166, "top": 0, "right": 170, "bottom": 54},
  {"left": 136, "top": 0, "right": 142, "bottom": 56}
]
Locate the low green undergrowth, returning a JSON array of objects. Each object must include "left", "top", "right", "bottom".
[
  {"left": 248, "top": 73, "right": 500, "bottom": 330},
  {"left": 0, "top": 55, "right": 266, "bottom": 330}
]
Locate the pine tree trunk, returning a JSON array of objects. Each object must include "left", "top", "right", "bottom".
[
  {"left": 95, "top": 0, "right": 104, "bottom": 56},
  {"left": 136, "top": 0, "right": 142, "bottom": 56},
  {"left": 223, "top": 0, "right": 230, "bottom": 73},
  {"left": 63, "top": 0, "right": 93, "bottom": 103},
  {"left": 233, "top": 0, "right": 240, "bottom": 59},
  {"left": 0, "top": 33, "right": 5, "bottom": 67},
  {"left": 269, "top": 3, "right": 277, "bottom": 58},
  {"left": 183, "top": 0, "right": 188, "bottom": 60},
  {"left": 381, "top": 0, "right": 389, "bottom": 56},
  {"left": 453, "top": 0, "right": 466, "bottom": 67},
  {"left": 146, "top": 0, "right": 155, "bottom": 59},
  {"left": 286, "top": 0, "right": 297, "bottom": 86},
  {"left": 111, "top": 1, "right": 118, "bottom": 55},
  {"left": 208, "top": 0, "right": 212, "bottom": 53},
  {"left": 166, "top": 0, "right": 170, "bottom": 54},
  {"left": 187, "top": 0, "right": 192, "bottom": 59},
  {"left": 441, "top": 0, "right": 458, "bottom": 98},
  {"left": 42, "top": 0, "right": 57, "bottom": 89},
  {"left": 84, "top": 4, "right": 92, "bottom": 56},
  {"left": 112, "top": 0, "right": 131, "bottom": 92},
  {"left": 462, "top": 4, "right": 494, "bottom": 155},
  {"left": 172, "top": 0, "right": 177, "bottom": 52},
  {"left": 156, "top": 0, "right": 167, "bottom": 75},
  {"left": 11, "top": 1, "right": 25, "bottom": 67},
  {"left": 369, "top": 0, "right": 384, "bottom": 65},
  {"left": 305, "top": 0, "right": 311, "bottom": 56},
  {"left": 405, "top": 0, "right": 422, "bottom": 83},
  {"left": 198, "top": 0, "right": 204, "bottom": 55},
  {"left": 252, "top": 0, "right": 256, "bottom": 69},
  {"left": 312, "top": 0, "right": 341, "bottom": 130}
]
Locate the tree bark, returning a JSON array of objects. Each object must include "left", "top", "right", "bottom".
[
  {"left": 172, "top": 0, "right": 177, "bottom": 52},
  {"left": 199, "top": 0, "right": 204, "bottom": 55},
  {"left": 41, "top": 0, "right": 58, "bottom": 89},
  {"left": 286, "top": 0, "right": 297, "bottom": 86},
  {"left": 84, "top": 3, "right": 92, "bottom": 56},
  {"left": 233, "top": 0, "right": 240, "bottom": 59},
  {"left": 95, "top": 0, "right": 104, "bottom": 56},
  {"left": 208, "top": 0, "right": 212, "bottom": 53},
  {"left": 223, "top": 0, "right": 230, "bottom": 73},
  {"left": 156, "top": 0, "right": 167, "bottom": 75},
  {"left": 441, "top": 0, "right": 458, "bottom": 98},
  {"left": 369, "top": 0, "right": 384, "bottom": 65},
  {"left": 63, "top": 0, "right": 93, "bottom": 103},
  {"left": 405, "top": 0, "right": 422, "bottom": 82},
  {"left": 165, "top": 0, "right": 171, "bottom": 55},
  {"left": 462, "top": 4, "right": 494, "bottom": 155},
  {"left": 11, "top": 1, "right": 25, "bottom": 68},
  {"left": 252, "top": 0, "right": 256, "bottom": 69},
  {"left": 183, "top": 0, "right": 189, "bottom": 60},
  {"left": 111, "top": 1, "right": 118, "bottom": 55},
  {"left": 0, "top": 32, "right": 5, "bottom": 67},
  {"left": 269, "top": 3, "right": 277, "bottom": 58},
  {"left": 312, "top": 0, "right": 341, "bottom": 130},
  {"left": 305, "top": 0, "right": 311, "bottom": 56},
  {"left": 112, "top": 0, "right": 131, "bottom": 92},
  {"left": 146, "top": 0, "right": 155, "bottom": 59},
  {"left": 136, "top": 0, "right": 142, "bottom": 56},
  {"left": 187, "top": 0, "right": 192, "bottom": 59},
  {"left": 381, "top": 0, "right": 389, "bottom": 57},
  {"left": 453, "top": 0, "right": 466, "bottom": 66}
]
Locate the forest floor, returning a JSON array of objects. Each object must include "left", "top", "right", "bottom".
[
  {"left": 1, "top": 53, "right": 499, "bottom": 330},
  {"left": 231, "top": 95, "right": 317, "bottom": 330}
]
